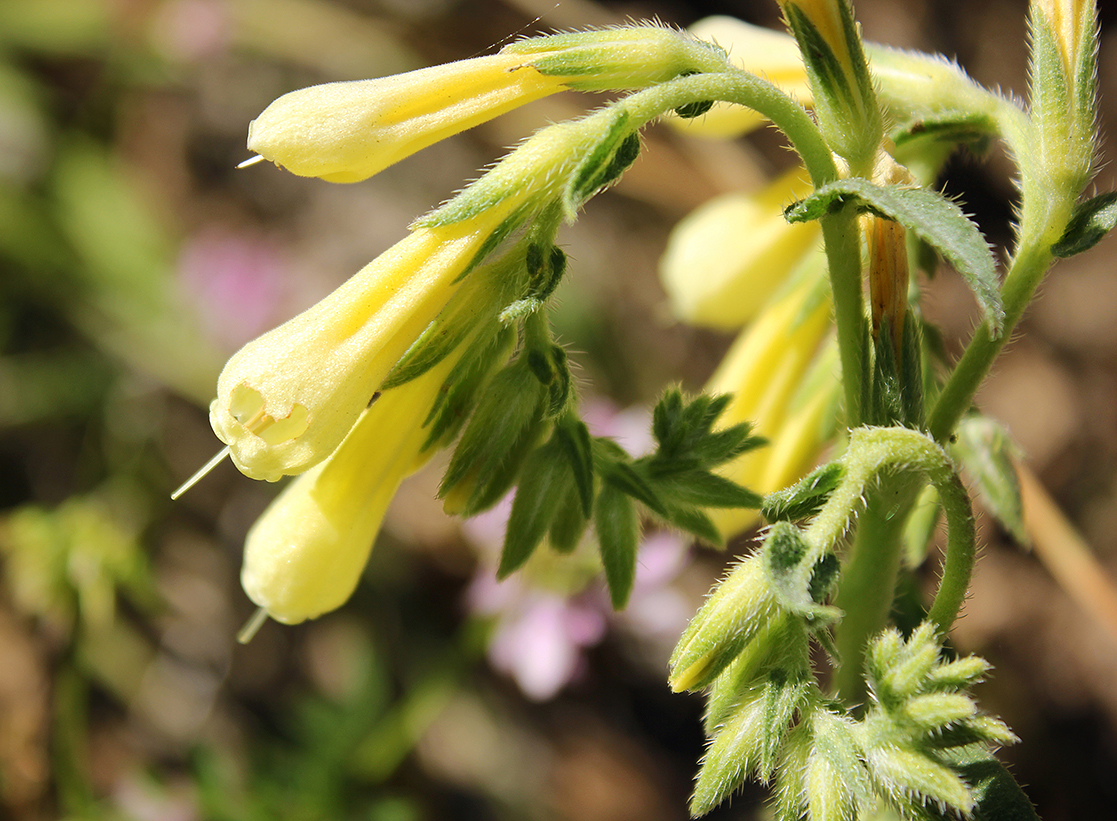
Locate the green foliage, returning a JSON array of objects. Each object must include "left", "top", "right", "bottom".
[{"left": 785, "top": 178, "right": 1003, "bottom": 335}]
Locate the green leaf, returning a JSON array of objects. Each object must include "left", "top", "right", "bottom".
[
  {"left": 498, "top": 439, "right": 573, "bottom": 578},
  {"left": 658, "top": 503, "right": 723, "bottom": 547},
  {"left": 652, "top": 470, "right": 762, "bottom": 510},
  {"left": 595, "top": 484, "right": 639, "bottom": 609},
  {"left": 951, "top": 415, "right": 1028, "bottom": 545},
  {"left": 786, "top": 178, "right": 1003, "bottom": 335},
  {"left": 1051, "top": 190, "right": 1117, "bottom": 257},
  {"left": 950, "top": 751, "right": 1041, "bottom": 821}
]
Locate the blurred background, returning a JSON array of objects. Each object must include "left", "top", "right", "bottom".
[{"left": 2, "top": 0, "right": 1116, "bottom": 819}]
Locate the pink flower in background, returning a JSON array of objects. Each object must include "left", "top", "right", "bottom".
[
  {"left": 468, "top": 573, "right": 607, "bottom": 701},
  {"left": 462, "top": 402, "right": 694, "bottom": 701},
  {"left": 178, "top": 229, "right": 288, "bottom": 351}
]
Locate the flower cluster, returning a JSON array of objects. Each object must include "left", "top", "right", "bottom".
[{"left": 173, "top": 2, "right": 1109, "bottom": 819}]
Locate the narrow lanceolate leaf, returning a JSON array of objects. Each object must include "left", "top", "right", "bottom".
[
  {"left": 498, "top": 438, "right": 572, "bottom": 578},
  {"left": 554, "top": 417, "right": 594, "bottom": 516},
  {"left": 951, "top": 415, "right": 1027, "bottom": 545},
  {"left": 1051, "top": 191, "right": 1117, "bottom": 258},
  {"left": 595, "top": 484, "right": 639, "bottom": 609},
  {"left": 785, "top": 178, "right": 1003, "bottom": 335}
]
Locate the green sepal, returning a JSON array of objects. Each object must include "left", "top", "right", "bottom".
[
  {"left": 1051, "top": 190, "right": 1117, "bottom": 258},
  {"left": 868, "top": 313, "right": 923, "bottom": 429},
  {"left": 785, "top": 178, "right": 1003, "bottom": 336},
  {"left": 900, "top": 312, "right": 925, "bottom": 428},
  {"left": 674, "top": 99, "right": 714, "bottom": 119},
  {"left": 762, "top": 461, "right": 844, "bottom": 523},
  {"left": 439, "top": 357, "right": 548, "bottom": 515},
  {"left": 892, "top": 109, "right": 996, "bottom": 154},
  {"left": 950, "top": 415, "right": 1028, "bottom": 545},
  {"left": 498, "top": 435, "right": 575, "bottom": 578},
  {"left": 595, "top": 483, "right": 639, "bottom": 609},
  {"left": 869, "top": 320, "right": 904, "bottom": 427},
  {"left": 385, "top": 249, "right": 530, "bottom": 390}
]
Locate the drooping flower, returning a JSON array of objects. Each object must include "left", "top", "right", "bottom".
[
  {"left": 209, "top": 204, "right": 520, "bottom": 482},
  {"left": 704, "top": 263, "right": 837, "bottom": 538},
  {"left": 239, "top": 353, "right": 456, "bottom": 625}
]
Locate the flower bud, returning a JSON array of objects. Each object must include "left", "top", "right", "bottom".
[
  {"left": 240, "top": 357, "right": 453, "bottom": 625},
  {"left": 776, "top": 0, "right": 883, "bottom": 166},
  {"left": 210, "top": 205, "right": 517, "bottom": 483},
  {"left": 247, "top": 26, "right": 726, "bottom": 184},
  {"left": 1029, "top": 0, "right": 1098, "bottom": 193},
  {"left": 659, "top": 166, "right": 819, "bottom": 329},
  {"left": 668, "top": 554, "right": 779, "bottom": 692},
  {"left": 247, "top": 52, "right": 568, "bottom": 183},
  {"left": 673, "top": 16, "right": 811, "bottom": 138}
]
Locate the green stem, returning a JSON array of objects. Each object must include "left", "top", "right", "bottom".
[
  {"left": 926, "top": 471, "right": 976, "bottom": 632},
  {"left": 832, "top": 480, "right": 916, "bottom": 702},
  {"left": 617, "top": 72, "right": 864, "bottom": 424},
  {"left": 803, "top": 428, "right": 976, "bottom": 702}
]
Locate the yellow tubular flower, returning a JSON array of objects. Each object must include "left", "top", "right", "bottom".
[
  {"left": 674, "top": 16, "right": 811, "bottom": 138},
  {"left": 247, "top": 25, "right": 727, "bottom": 183},
  {"left": 240, "top": 356, "right": 454, "bottom": 625},
  {"left": 247, "top": 52, "right": 569, "bottom": 183},
  {"left": 209, "top": 203, "right": 516, "bottom": 483},
  {"left": 703, "top": 261, "right": 834, "bottom": 538},
  {"left": 659, "top": 166, "right": 819, "bottom": 329}
]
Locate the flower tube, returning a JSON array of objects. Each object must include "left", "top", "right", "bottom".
[
  {"left": 247, "top": 25, "right": 728, "bottom": 183},
  {"left": 209, "top": 204, "right": 515, "bottom": 483},
  {"left": 240, "top": 355, "right": 455, "bottom": 625}
]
